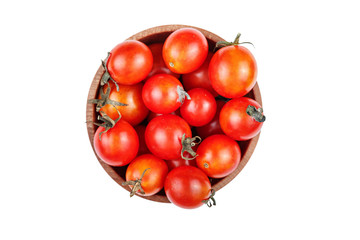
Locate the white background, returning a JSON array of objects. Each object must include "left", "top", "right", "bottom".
[{"left": 1, "top": 0, "right": 359, "bottom": 239}]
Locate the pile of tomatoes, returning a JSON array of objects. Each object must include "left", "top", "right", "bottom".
[{"left": 89, "top": 27, "right": 265, "bottom": 209}]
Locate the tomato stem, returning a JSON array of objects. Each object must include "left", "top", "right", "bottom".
[
  {"left": 177, "top": 86, "right": 191, "bottom": 104},
  {"left": 202, "top": 189, "right": 216, "bottom": 207},
  {"left": 88, "top": 82, "right": 128, "bottom": 112},
  {"left": 122, "top": 168, "right": 150, "bottom": 197},
  {"left": 87, "top": 83, "right": 128, "bottom": 140},
  {"left": 181, "top": 134, "right": 201, "bottom": 160},
  {"left": 101, "top": 52, "right": 120, "bottom": 91},
  {"left": 90, "top": 108, "right": 122, "bottom": 140},
  {"left": 246, "top": 105, "right": 266, "bottom": 122},
  {"left": 214, "top": 33, "right": 254, "bottom": 51}
]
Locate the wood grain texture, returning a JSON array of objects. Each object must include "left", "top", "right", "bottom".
[{"left": 86, "top": 25, "right": 262, "bottom": 203}]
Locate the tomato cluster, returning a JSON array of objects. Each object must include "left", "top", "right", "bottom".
[{"left": 88, "top": 28, "right": 265, "bottom": 209}]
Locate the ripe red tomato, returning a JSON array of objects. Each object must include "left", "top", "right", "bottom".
[
  {"left": 165, "top": 166, "right": 212, "bottom": 209},
  {"left": 94, "top": 119, "right": 139, "bottom": 166},
  {"left": 142, "top": 74, "right": 188, "bottom": 114},
  {"left": 133, "top": 125, "right": 150, "bottom": 156},
  {"left": 219, "top": 97, "right": 265, "bottom": 141},
  {"left": 163, "top": 28, "right": 208, "bottom": 74},
  {"left": 124, "top": 154, "right": 168, "bottom": 197},
  {"left": 146, "top": 43, "right": 180, "bottom": 79},
  {"left": 196, "top": 134, "right": 241, "bottom": 178},
  {"left": 180, "top": 88, "right": 217, "bottom": 127},
  {"left": 145, "top": 114, "right": 192, "bottom": 160},
  {"left": 209, "top": 45, "right": 257, "bottom": 98},
  {"left": 107, "top": 40, "right": 153, "bottom": 85},
  {"left": 182, "top": 52, "right": 218, "bottom": 97},
  {"left": 196, "top": 100, "right": 226, "bottom": 139},
  {"left": 99, "top": 81, "right": 149, "bottom": 126}
]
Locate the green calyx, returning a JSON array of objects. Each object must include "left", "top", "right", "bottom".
[
  {"left": 214, "top": 33, "right": 254, "bottom": 51},
  {"left": 202, "top": 189, "right": 216, "bottom": 207},
  {"left": 91, "top": 108, "right": 121, "bottom": 140},
  {"left": 100, "top": 52, "right": 119, "bottom": 92},
  {"left": 181, "top": 134, "right": 202, "bottom": 160},
  {"left": 122, "top": 168, "right": 150, "bottom": 197},
  {"left": 177, "top": 85, "right": 191, "bottom": 104},
  {"left": 246, "top": 105, "right": 266, "bottom": 123},
  {"left": 88, "top": 82, "right": 128, "bottom": 112},
  {"left": 87, "top": 81, "right": 128, "bottom": 141}
]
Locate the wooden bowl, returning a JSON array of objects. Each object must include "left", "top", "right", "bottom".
[{"left": 86, "top": 24, "right": 262, "bottom": 203}]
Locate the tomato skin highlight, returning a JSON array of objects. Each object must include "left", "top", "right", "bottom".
[
  {"left": 145, "top": 114, "right": 192, "bottom": 160},
  {"left": 182, "top": 52, "right": 218, "bottom": 97},
  {"left": 163, "top": 28, "right": 208, "bottom": 74},
  {"left": 147, "top": 43, "right": 180, "bottom": 79},
  {"left": 94, "top": 119, "right": 139, "bottom": 167},
  {"left": 99, "top": 81, "right": 149, "bottom": 126},
  {"left": 209, "top": 45, "right": 257, "bottom": 98},
  {"left": 180, "top": 88, "right": 217, "bottom": 127},
  {"left": 196, "top": 100, "right": 226, "bottom": 139},
  {"left": 164, "top": 166, "right": 211, "bottom": 209},
  {"left": 220, "top": 97, "right": 264, "bottom": 141},
  {"left": 125, "top": 154, "right": 168, "bottom": 196},
  {"left": 142, "top": 74, "right": 184, "bottom": 114},
  {"left": 196, "top": 134, "right": 241, "bottom": 178},
  {"left": 107, "top": 40, "right": 153, "bottom": 85}
]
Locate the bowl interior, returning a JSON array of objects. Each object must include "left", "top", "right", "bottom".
[{"left": 86, "top": 25, "right": 262, "bottom": 203}]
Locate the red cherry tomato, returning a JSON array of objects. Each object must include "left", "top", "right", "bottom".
[
  {"left": 209, "top": 45, "right": 257, "bottom": 98},
  {"left": 182, "top": 52, "right": 218, "bottom": 97},
  {"left": 147, "top": 43, "right": 180, "bottom": 79},
  {"left": 196, "top": 134, "right": 241, "bottom": 178},
  {"left": 134, "top": 125, "right": 150, "bottom": 156},
  {"left": 164, "top": 166, "right": 212, "bottom": 209},
  {"left": 142, "top": 74, "right": 187, "bottom": 114},
  {"left": 163, "top": 28, "right": 208, "bottom": 74},
  {"left": 94, "top": 119, "right": 139, "bottom": 166},
  {"left": 99, "top": 81, "right": 149, "bottom": 126},
  {"left": 145, "top": 114, "right": 192, "bottom": 160},
  {"left": 196, "top": 100, "right": 226, "bottom": 139},
  {"left": 180, "top": 88, "right": 217, "bottom": 127},
  {"left": 107, "top": 40, "right": 153, "bottom": 85},
  {"left": 219, "top": 97, "right": 265, "bottom": 141},
  {"left": 124, "top": 154, "right": 168, "bottom": 197}
]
